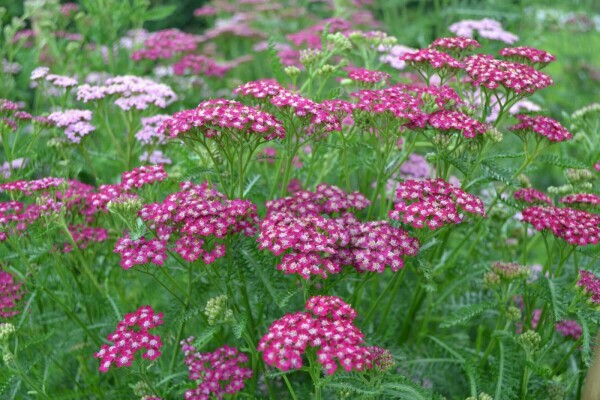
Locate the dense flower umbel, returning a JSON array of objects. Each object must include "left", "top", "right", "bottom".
[
  {"left": 0, "top": 177, "right": 65, "bottom": 195},
  {"left": 47, "top": 110, "right": 95, "bottom": 143},
  {"left": 160, "top": 99, "right": 285, "bottom": 140},
  {"left": 426, "top": 110, "right": 488, "bottom": 138},
  {"left": 269, "top": 90, "right": 341, "bottom": 133},
  {"left": 233, "top": 79, "right": 284, "bottom": 99},
  {"left": 258, "top": 213, "right": 351, "bottom": 279},
  {"left": 0, "top": 270, "right": 24, "bottom": 318},
  {"left": 94, "top": 306, "right": 164, "bottom": 372},
  {"left": 173, "top": 54, "right": 230, "bottom": 77},
  {"left": 136, "top": 181, "right": 258, "bottom": 264},
  {"left": 347, "top": 68, "right": 390, "bottom": 84},
  {"left": 131, "top": 29, "right": 199, "bottom": 61},
  {"left": 430, "top": 36, "right": 480, "bottom": 51},
  {"left": 135, "top": 115, "right": 171, "bottom": 145},
  {"left": 400, "top": 48, "right": 464, "bottom": 70},
  {"left": 555, "top": 320, "right": 582, "bottom": 340},
  {"left": 514, "top": 188, "right": 553, "bottom": 205},
  {"left": 521, "top": 206, "right": 600, "bottom": 246},
  {"left": 180, "top": 340, "right": 253, "bottom": 400},
  {"left": 350, "top": 86, "right": 427, "bottom": 127},
  {"left": 449, "top": 18, "right": 519, "bottom": 44},
  {"left": 499, "top": 46, "right": 556, "bottom": 67},
  {"left": 509, "top": 114, "right": 573, "bottom": 142},
  {"left": 578, "top": 270, "right": 600, "bottom": 306},
  {"left": 120, "top": 165, "right": 168, "bottom": 191},
  {"left": 114, "top": 236, "right": 167, "bottom": 269},
  {"left": 265, "top": 183, "right": 369, "bottom": 217},
  {"left": 333, "top": 217, "right": 420, "bottom": 273},
  {"left": 463, "top": 55, "right": 553, "bottom": 94},
  {"left": 63, "top": 224, "right": 108, "bottom": 252},
  {"left": 390, "top": 178, "right": 486, "bottom": 229},
  {"left": 259, "top": 296, "right": 390, "bottom": 374},
  {"left": 559, "top": 193, "right": 600, "bottom": 206},
  {"left": 77, "top": 76, "right": 177, "bottom": 110}
]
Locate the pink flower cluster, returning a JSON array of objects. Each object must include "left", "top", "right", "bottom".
[
  {"left": 259, "top": 296, "right": 390, "bottom": 374},
  {"left": 180, "top": 340, "right": 253, "bottom": 400},
  {"left": 400, "top": 48, "right": 464, "bottom": 70},
  {"left": 131, "top": 29, "right": 199, "bottom": 60},
  {"left": 266, "top": 183, "right": 369, "bottom": 217},
  {"left": 47, "top": 109, "right": 95, "bottom": 143},
  {"left": 233, "top": 79, "right": 284, "bottom": 99},
  {"left": 390, "top": 178, "right": 486, "bottom": 229},
  {"left": 347, "top": 68, "right": 390, "bottom": 84},
  {"left": 351, "top": 86, "right": 427, "bottom": 127},
  {"left": 270, "top": 91, "right": 341, "bottom": 133},
  {"left": 449, "top": 18, "right": 519, "bottom": 44},
  {"left": 114, "top": 236, "right": 167, "bottom": 269},
  {"left": 30, "top": 67, "right": 78, "bottom": 88},
  {"left": 173, "top": 54, "right": 230, "bottom": 77},
  {"left": 464, "top": 55, "right": 553, "bottom": 94},
  {"left": 499, "top": 46, "right": 555, "bottom": 66},
  {"left": 578, "top": 270, "right": 600, "bottom": 306},
  {"left": 94, "top": 306, "right": 163, "bottom": 372},
  {"left": 160, "top": 99, "right": 285, "bottom": 140},
  {"left": 120, "top": 165, "right": 168, "bottom": 191},
  {"left": 521, "top": 206, "right": 600, "bottom": 246},
  {"left": 427, "top": 110, "right": 488, "bottom": 138},
  {"left": 0, "top": 270, "right": 24, "bottom": 318},
  {"left": 77, "top": 76, "right": 177, "bottom": 110},
  {"left": 134, "top": 181, "right": 258, "bottom": 265},
  {"left": 135, "top": 115, "right": 171, "bottom": 145},
  {"left": 510, "top": 114, "right": 573, "bottom": 142},
  {"left": 555, "top": 320, "right": 582, "bottom": 340},
  {"left": 0, "top": 177, "right": 65, "bottom": 195},
  {"left": 514, "top": 188, "right": 552, "bottom": 205},
  {"left": 63, "top": 224, "right": 108, "bottom": 252},
  {"left": 430, "top": 36, "right": 480, "bottom": 51},
  {"left": 260, "top": 185, "right": 419, "bottom": 278},
  {"left": 559, "top": 193, "right": 600, "bottom": 206}
]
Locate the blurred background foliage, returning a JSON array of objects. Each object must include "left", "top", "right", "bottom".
[{"left": 1, "top": 0, "right": 598, "bottom": 116}]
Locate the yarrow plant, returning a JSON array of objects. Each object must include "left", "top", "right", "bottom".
[{"left": 0, "top": 3, "right": 599, "bottom": 400}]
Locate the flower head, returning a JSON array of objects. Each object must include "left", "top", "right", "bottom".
[
  {"left": 499, "top": 46, "right": 555, "bottom": 67},
  {"left": 521, "top": 206, "right": 600, "bottom": 246},
  {"left": 510, "top": 114, "right": 573, "bottom": 142},
  {"left": 514, "top": 188, "right": 553, "bottom": 205},
  {"left": 94, "top": 306, "right": 163, "bottom": 372},
  {"left": 390, "top": 178, "right": 486, "bottom": 229},
  {"left": 0, "top": 270, "right": 24, "bottom": 318},
  {"left": 577, "top": 270, "right": 600, "bottom": 306}
]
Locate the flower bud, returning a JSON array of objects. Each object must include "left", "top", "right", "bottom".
[
  {"left": 518, "top": 330, "right": 541, "bottom": 352},
  {"left": 284, "top": 66, "right": 300, "bottom": 78},
  {"left": 0, "top": 323, "right": 16, "bottom": 341}
]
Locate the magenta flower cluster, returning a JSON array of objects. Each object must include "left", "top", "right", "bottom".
[
  {"left": 120, "top": 165, "right": 168, "bottom": 191},
  {"left": 390, "top": 178, "right": 486, "bottom": 229},
  {"left": 430, "top": 36, "right": 481, "bottom": 51},
  {"left": 258, "top": 296, "right": 390, "bottom": 374},
  {"left": 559, "top": 193, "right": 600, "bottom": 206},
  {"left": 160, "top": 99, "right": 285, "bottom": 140},
  {"left": 0, "top": 270, "right": 24, "bottom": 318},
  {"left": 555, "top": 320, "right": 582, "bottom": 340},
  {"left": 521, "top": 206, "right": 600, "bottom": 246},
  {"left": 464, "top": 55, "right": 553, "bottom": 95},
  {"left": 131, "top": 29, "right": 199, "bottom": 60},
  {"left": 348, "top": 68, "right": 390, "bottom": 84},
  {"left": 94, "top": 305, "right": 164, "bottom": 372},
  {"left": 513, "top": 188, "right": 553, "bottom": 205},
  {"left": 181, "top": 340, "right": 253, "bottom": 400},
  {"left": 400, "top": 48, "right": 464, "bottom": 70},
  {"left": 130, "top": 181, "right": 258, "bottom": 265},
  {"left": 499, "top": 46, "right": 556, "bottom": 66},
  {"left": 577, "top": 270, "right": 600, "bottom": 306},
  {"left": 427, "top": 110, "right": 488, "bottom": 138},
  {"left": 510, "top": 114, "right": 573, "bottom": 142}
]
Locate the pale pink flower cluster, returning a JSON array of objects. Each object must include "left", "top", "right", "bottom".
[
  {"left": 135, "top": 115, "right": 171, "bottom": 145},
  {"left": 77, "top": 76, "right": 177, "bottom": 110},
  {"left": 47, "top": 109, "right": 95, "bottom": 143},
  {"left": 449, "top": 18, "right": 519, "bottom": 44}
]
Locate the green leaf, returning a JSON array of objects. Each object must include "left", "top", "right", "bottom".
[
  {"left": 143, "top": 5, "right": 177, "bottom": 21},
  {"left": 440, "top": 301, "right": 494, "bottom": 328},
  {"left": 537, "top": 154, "right": 588, "bottom": 169},
  {"left": 192, "top": 326, "right": 219, "bottom": 351},
  {"left": 268, "top": 38, "right": 287, "bottom": 83},
  {"left": 578, "top": 312, "right": 592, "bottom": 365},
  {"left": 233, "top": 313, "right": 247, "bottom": 339}
]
